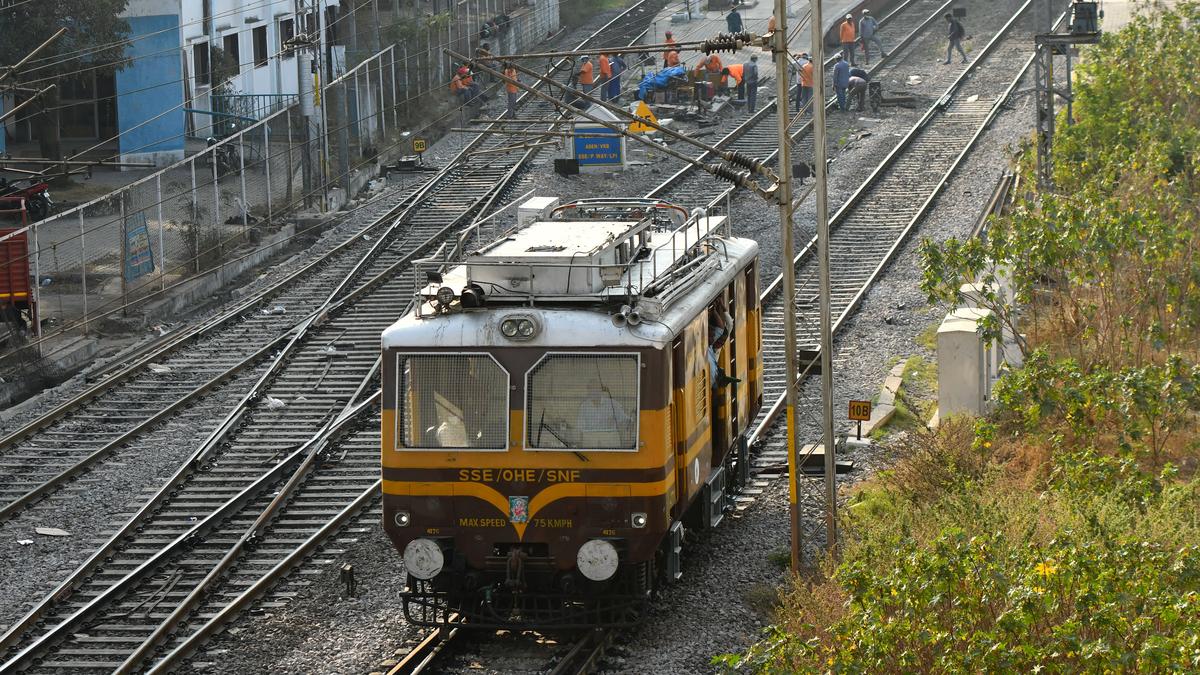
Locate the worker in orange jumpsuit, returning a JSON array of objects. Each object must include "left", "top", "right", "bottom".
[
  {"left": 598, "top": 53, "right": 613, "bottom": 101},
  {"left": 663, "top": 30, "right": 677, "bottom": 64},
  {"left": 578, "top": 55, "right": 595, "bottom": 95},
  {"left": 503, "top": 63, "right": 520, "bottom": 118},
  {"left": 795, "top": 52, "right": 814, "bottom": 113},
  {"left": 839, "top": 13, "right": 857, "bottom": 64},
  {"left": 720, "top": 63, "right": 744, "bottom": 97},
  {"left": 705, "top": 53, "right": 723, "bottom": 74}
]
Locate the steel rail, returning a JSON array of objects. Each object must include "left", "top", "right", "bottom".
[
  {"left": 747, "top": 0, "right": 1065, "bottom": 447},
  {"left": 0, "top": 329, "right": 291, "bottom": 522}
]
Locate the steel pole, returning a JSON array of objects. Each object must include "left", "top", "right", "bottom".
[
  {"left": 812, "top": 0, "right": 838, "bottom": 555},
  {"left": 774, "top": 0, "right": 802, "bottom": 572}
]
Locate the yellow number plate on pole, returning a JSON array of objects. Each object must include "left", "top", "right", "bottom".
[
  {"left": 848, "top": 400, "right": 872, "bottom": 422},
  {"left": 412, "top": 137, "right": 427, "bottom": 153}
]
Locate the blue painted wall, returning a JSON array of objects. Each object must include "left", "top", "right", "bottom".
[{"left": 115, "top": 14, "right": 185, "bottom": 158}]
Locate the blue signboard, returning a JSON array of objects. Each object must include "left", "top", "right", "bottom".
[
  {"left": 573, "top": 128, "right": 623, "bottom": 166},
  {"left": 124, "top": 212, "right": 155, "bottom": 282}
]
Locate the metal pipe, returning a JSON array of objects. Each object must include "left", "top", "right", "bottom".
[
  {"left": 811, "top": 0, "right": 837, "bottom": 559},
  {"left": 775, "top": 0, "right": 802, "bottom": 571}
]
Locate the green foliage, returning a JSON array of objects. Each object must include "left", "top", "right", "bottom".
[
  {"left": 0, "top": 0, "right": 131, "bottom": 76},
  {"left": 730, "top": 6, "right": 1200, "bottom": 672}
]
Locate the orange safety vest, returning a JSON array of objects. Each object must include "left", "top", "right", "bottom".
[
  {"left": 579, "top": 61, "right": 594, "bottom": 84},
  {"left": 725, "top": 63, "right": 744, "bottom": 84},
  {"left": 799, "top": 60, "right": 813, "bottom": 87},
  {"left": 599, "top": 55, "right": 612, "bottom": 79},
  {"left": 504, "top": 68, "right": 519, "bottom": 93},
  {"left": 450, "top": 75, "right": 464, "bottom": 92},
  {"left": 706, "top": 54, "right": 723, "bottom": 73},
  {"left": 664, "top": 50, "right": 680, "bottom": 67},
  {"left": 840, "top": 19, "right": 856, "bottom": 43}
]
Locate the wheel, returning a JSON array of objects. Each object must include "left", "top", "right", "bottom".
[{"left": 26, "top": 194, "right": 50, "bottom": 221}]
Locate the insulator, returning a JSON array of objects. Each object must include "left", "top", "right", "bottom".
[
  {"left": 700, "top": 37, "right": 739, "bottom": 54},
  {"left": 708, "top": 163, "right": 750, "bottom": 186},
  {"left": 723, "top": 150, "right": 764, "bottom": 173}
]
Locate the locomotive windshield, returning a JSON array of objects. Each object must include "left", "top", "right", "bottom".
[
  {"left": 526, "top": 354, "right": 639, "bottom": 450},
  {"left": 396, "top": 354, "right": 508, "bottom": 449}
]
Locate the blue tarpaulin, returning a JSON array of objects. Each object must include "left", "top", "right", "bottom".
[{"left": 637, "top": 66, "right": 687, "bottom": 100}]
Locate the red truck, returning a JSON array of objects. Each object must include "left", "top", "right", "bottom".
[{"left": 0, "top": 226, "right": 36, "bottom": 334}]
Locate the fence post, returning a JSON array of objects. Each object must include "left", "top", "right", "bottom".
[
  {"left": 119, "top": 197, "right": 128, "bottom": 315},
  {"left": 391, "top": 47, "right": 399, "bottom": 130},
  {"left": 239, "top": 132, "right": 249, "bottom": 235},
  {"left": 78, "top": 211, "right": 87, "bottom": 334},
  {"left": 190, "top": 160, "right": 199, "bottom": 273},
  {"left": 378, "top": 54, "right": 386, "bottom": 139},
  {"left": 264, "top": 121, "right": 272, "bottom": 224},
  {"left": 213, "top": 148, "right": 221, "bottom": 261},
  {"left": 285, "top": 110, "right": 295, "bottom": 208},
  {"left": 156, "top": 174, "right": 166, "bottom": 291}
]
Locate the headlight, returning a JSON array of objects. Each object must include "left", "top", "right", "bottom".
[
  {"left": 631, "top": 512, "right": 648, "bottom": 528},
  {"left": 393, "top": 510, "right": 411, "bottom": 527},
  {"left": 436, "top": 286, "right": 455, "bottom": 305},
  {"left": 500, "top": 315, "right": 538, "bottom": 341},
  {"left": 576, "top": 539, "right": 619, "bottom": 581},
  {"left": 403, "top": 538, "right": 445, "bottom": 580}
]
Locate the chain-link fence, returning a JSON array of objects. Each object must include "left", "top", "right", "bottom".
[{"left": 0, "top": 0, "right": 564, "bottom": 364}]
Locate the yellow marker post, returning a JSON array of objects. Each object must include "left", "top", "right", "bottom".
[{"left": 628, "top": 100, "right": 658, "bottom": 133}]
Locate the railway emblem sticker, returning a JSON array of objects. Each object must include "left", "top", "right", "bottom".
[{"left": 508, "top": 496, "right": 530, "bottom": 524}]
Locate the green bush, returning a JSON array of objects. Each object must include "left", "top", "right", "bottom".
[{"left": 721, "top": 4, "right": 1200, "bottom": 672}]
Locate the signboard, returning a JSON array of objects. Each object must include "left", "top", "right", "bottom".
[
  {"left": 628, "top": 100, "right": 658, "bottom": 133},
  {"left": 848, "top": 400, "right": 872, "bottom": 422},
  {"left": 124, "top": 212, "right": 155, "bottom": 283},
  {"left": 412, "top": 137, "right": 427, "bottom": 153},
  {"left": 573, "top": 128, "right": 623, "bottom": 167}
]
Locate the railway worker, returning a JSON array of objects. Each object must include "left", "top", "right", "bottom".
[
  {"left": 847, "top": 66, "right": 869, "bottom": 112},
  {"left": 607, "top": 53, "right": 626, "bottom": 102},
  {"left": 663, "top": 30, "right": 677, "bottom": 64},
  {"left": 450, "top": 67, "right": 478, "bottom": 106},
  {"left": 707, "top": 300, "right": 740, "bottom": 388},
  {"left": 664, "top": 48, "right": 681, "bottom": 67},
  {"left": 705, "top": 53, "right": 724, "bottom": 75},
  {"left": 839, "top": 13, "right": 857, "bottom": 65},
  {"left": 598, "top": 53, "right": 613, "bottom": 101},
  {"left": 503, "top": 62, "right": 520, "bottom": 118},
  {"left": 944, "top": 13, "right": 969, "bottom": 64},
  {"left": 767, "top": 14, "right": 777, "bottom": 34},
  {"left": 727, "top": 6, "right": 744, "bottom": 34},
  {"left": 794, "top": 52, "right": 814, "bottom": 114},
  {"left": 832, "top": 54, "right": 851, "bottom": 111},
  {"left": 720, "top": 64, "right": 744, "bottom": 98},
  {"left": 744, "top": 54, "right": 760, "bottom": 113},
  {"left": 578, "top": 55, "right": 595, "bottom": 95},
  {"left": 858, "top": 9, "right": 887, "bottom": 65}
]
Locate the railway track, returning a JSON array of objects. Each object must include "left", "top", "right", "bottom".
[
  {"left": 380, "top": 625, "right": 612, "bottom": 675},
  {"left": 745, "top": 0, "right": 1065, "bottom": 475},
  {"left": 0, "top": 5, "right": 661, "bottom": 673},
  {"left": 0, "top": 3, "right": 655, "bottom": 525}
]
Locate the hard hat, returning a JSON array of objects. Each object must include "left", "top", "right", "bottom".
[
  {"left": 862, "top": 8, "right": 870, "bottom": 13},
  {"left": 665, "top": 30, "right": 673, "bottom": 37},
  {"left": 457, "top": 66, "right": 468, "bottom": 75},
  {"left": 581, "top": 54, "right": 590, "bottom": 60},
  {"left": 846, "top": 13, "right": 853, "bottom": 20}
]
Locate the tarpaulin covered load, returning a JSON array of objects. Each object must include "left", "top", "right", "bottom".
[{"left": 637, "top": 65, "right": 687, "bottom": 100}]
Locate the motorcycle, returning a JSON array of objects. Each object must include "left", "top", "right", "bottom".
[{"left": 0, "top": 176, "right": 54, "bottom": 222}]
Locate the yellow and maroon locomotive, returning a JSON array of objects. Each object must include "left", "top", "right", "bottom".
[{"left": 381, "top": 197, "right": 762, "bottom": 628}]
